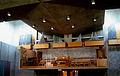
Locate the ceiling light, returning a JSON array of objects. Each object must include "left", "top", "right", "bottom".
[
  {"left": 7, "top": 12, "right": 11, "bottom": 16},
  {"left": 3, "top": 21, "right": 6, "bottom": 23},
  {"left": 93, "top": 18, "right": 96, "bottom": 22},
  {"left": 43, "top": 19, "right": 46, "bottom": 23},
  {"left": 91, "top": 0, "right": 95, "bottom": 5},
  {"left": 67, "top": 15, "right": 70, "bottom": 20},
  {"left": 72, "top": 24, "right": 75, "bottom": 29},
  {"left": 32, "top": 25, "right": 35, "bottom": 27},
  {"left": 51, "top": 27, "right": 54, "bottom": 30}
]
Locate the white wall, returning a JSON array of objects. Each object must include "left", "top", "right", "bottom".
[
  {"left": 0, "top": 21, "right": 15, "bottom": 45},
  {"left": 104, "top": 9, "right": 120, "bottom": 29},
  {"left": 105, "top": 9, "right": 120, "bottom": 25},
  {"left": 0, "top": 20, "right": 38, "bottom": 46},
  {"left": 13, "top": 20, "right": 37, "bottom": 46},
  {"left": 104, "top": 9, "right": 120, "bottom": 39}
]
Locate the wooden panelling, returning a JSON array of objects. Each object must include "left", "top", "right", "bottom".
[
  {"left": 20, "top": 66, "right": 45, "bottom": 68},
  {"left": 34, "top": 44, "right": 49, "bottom": 49},
  {"left": 108, "top": 39, "right": 120, "bottom": 45},
  {"left": 52, "top": 42, "right": 66, "bottom": 48},
  {"left": 56, "top": 56, "right": 69, "bottom": 61},
  {"left": 85, "top": 40, "right": 104, "bottom": 47},
  {"left": 96, "top": 59, "right": 108, "bottom": 67},
  {"left": 68, "top": 42, "right": 82, "bottom": 47},
  {"left": 20, "top": 66, "right": 108, "bottom": 69},
  {"left": 17, "top": 45, "right": 32, "bottom": 50}
]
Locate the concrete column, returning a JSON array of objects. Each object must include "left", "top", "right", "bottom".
[{"left": 64, "top": 34, "right": 72, "bottom": 42}]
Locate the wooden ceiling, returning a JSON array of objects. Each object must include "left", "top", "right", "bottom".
[
  {"left": 0, "top": 0, "right": 120, "bottom": 36},
  {"left": 23, "top": 3, "right": 104, "bottom": 36}
]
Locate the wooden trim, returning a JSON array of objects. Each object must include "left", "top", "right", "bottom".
[
  {"left": 17, "top": 45, "right": 32, "bottom": 50},
  {"left": 108, "top": 39, "right": 120, "bottom": 45},
  {"left": 68, "top": 42, "right": 82, "bottom": 48},
  {"left": 20, "top": 66, "right": 108, "bottom": 70},
  {"left": 20, "top": 66, "right": 45, "bottom": 68},
  {"left": 96, "top": 59, "right": 108, "bottom": 67},
  {"left": 52, "top": 42, "right": 66, "bottom": 48},
  {"left": 85, "top": 40, "right": 104, "bottom": 47},
  {"left": 34, "top": 44, "right": 49, "bottom": 49}
]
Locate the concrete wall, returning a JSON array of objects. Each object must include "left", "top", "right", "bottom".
[
  {"left": 108, "top": 46, "right": 120, "bottom": 76},
  {"left": 13, "top": 20, "right": 37, "bottom": 46},
  {"left": 104, "top": 9, "right": 120, "bottom": 76},
  {"left": 108, "top": 51, "right": 120, "bottom": 76},
  {"left": 0, "top": 20, "right": 37, "bottom": 76},
  {"left": 0, "top": 41, "right": 35, "bottom": 76},
  {"left": 0, "top": 20, "right": 37, "bottom": 46},
  {"left": 0, "top": 21, "right": 16, "bottom": 46},
  {"left": 40, "top": 47, "right": 98, "bottom": 59},
  {"left": 0, "top": 42, "right": 16, "bottom": 76},
  {"left": 15, "top": 49, "right": 35, "bottom": 76}
]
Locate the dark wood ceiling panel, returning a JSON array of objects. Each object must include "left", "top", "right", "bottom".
[
  {"left": 0, "top": 0, "right": 40, "bottom": 10},
  {"left": 23, "top": 3, "right": 104, "bottom": 36},
  {"left": 41, "top": 0, "right": 120, "bottom": 9}
]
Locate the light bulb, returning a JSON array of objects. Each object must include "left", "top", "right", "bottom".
[
  {"left": 94, "top": 18, "right": 96, "bottom": 22},
  {"left": 91, "top": 0, "right": 95, "bottom": 5},
  {"left": 7, "top": 12, "right": 11, "bottom": 16},
  {"left": 32, "top": 25, "right": 35, "bottom": 27},
  {"left": 43, "top": 19, "right": 46, "bottom": 23},
  {"left": 51, "top": 27, "right": 54, "bottom": 30},
  {"left": 67, "top": 16, "right": 70, "bottom": 20}
]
